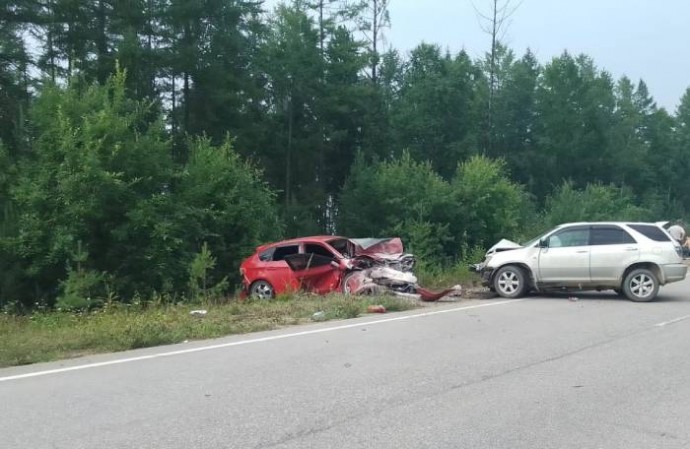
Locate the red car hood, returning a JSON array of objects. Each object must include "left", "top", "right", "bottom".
[{"left": 350, "top": 238, "right": 405, "bottom": 257}]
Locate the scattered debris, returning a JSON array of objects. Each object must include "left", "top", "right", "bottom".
[
  {"left": 311, "top": 311, "right": 327, "bottom": 322},
  {"left": 345, "top": 267, "right": 463, "bottom": 302},
  {"left": 568, "top": 297, "right": 579, "bottom": 302},
  {"left": 464, "top": 287, "right": 497, "bottom": 300},
  {"left": 190, "top": 310, "right": 208, "bottom": 318},
  {"left": 366, "top": 305, "right": 387, "bottom": 314}
]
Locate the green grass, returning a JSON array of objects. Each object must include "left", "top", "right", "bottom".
[
  {"left": 415, "top": 263, "right": 482, "bottom": 290},
  {"left": 0, "top": 294, "right": 418, "bottom": 368}
]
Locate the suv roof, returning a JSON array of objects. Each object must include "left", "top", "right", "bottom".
[{"left": 557, "top": 221, "right": 666, "bottom": 228}]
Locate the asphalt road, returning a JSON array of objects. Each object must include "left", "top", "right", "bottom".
[{"left": 2, "top": 277, "right": 690, "bottom": 449}]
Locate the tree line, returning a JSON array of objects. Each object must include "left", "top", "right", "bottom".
[{"left": 1, "top": 0, "right": 689, "bottom": 309}]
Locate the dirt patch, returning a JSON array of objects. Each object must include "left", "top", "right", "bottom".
[{"left": 463, "top": 287, "right": 497, "bottom": 300}]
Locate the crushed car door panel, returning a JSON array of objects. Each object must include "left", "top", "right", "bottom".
[{"left": 284, "top": 244, "right": 342, "bottom": 294}]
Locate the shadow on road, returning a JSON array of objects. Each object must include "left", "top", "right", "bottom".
[{"left": 527, "top": 289, "right": 688, "bottom": 303}]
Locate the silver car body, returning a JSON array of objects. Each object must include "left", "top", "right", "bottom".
[{"left": 479, "top": 222, "right": 687, "bottom": 294}]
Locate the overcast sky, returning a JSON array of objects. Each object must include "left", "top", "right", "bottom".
[{"left": 384, "top": 0, "right": 689, "bottom": 112}]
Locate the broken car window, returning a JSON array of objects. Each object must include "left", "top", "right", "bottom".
[
  {"left": 259, "top": 248, "right": 275, "bottom": 261},
  {"left": 326, "top": 239, "right": 350, "bottom": 257},
  {"left": 304, "top": 244, "right": 336, "bottom": 260},
  {"left": 272, "top": 245, "right": 300, "bottom": 261},
  {"left": 284, "top": 254, "right": 334, "bottom": 271}
]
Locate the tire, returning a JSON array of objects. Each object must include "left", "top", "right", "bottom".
[
  {"left": 249, "top": 280, "right": 275, "bottom": 300},
  {"left": 493, "top": 266, "right": 527, "bottom": 299},
  {"left": 341, "top": 271, "right": 358, "bottom": 295},
  {"left": 613, "top": 289, "right": 624, "bottom": 297},
  {"left": 622, "top": 268, "right": 659, "bottom": 302}
]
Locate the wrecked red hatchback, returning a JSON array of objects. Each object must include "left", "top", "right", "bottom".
[{"left": 239, "top": 236, "right": 415, "bottom": 299}]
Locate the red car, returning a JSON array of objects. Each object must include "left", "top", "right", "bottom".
[{"left": 239, "top": 236, "right": 413, "bottom": 299}]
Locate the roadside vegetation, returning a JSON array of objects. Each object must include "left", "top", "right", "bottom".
[
  {"left": 1, "top": 1, "right": 689, "bottom": 365},
  {"left": 0, "top": 294, "right": 418, "bottom": 368}
]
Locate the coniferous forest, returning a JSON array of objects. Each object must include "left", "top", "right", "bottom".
[{"left": 1, "top": 0, "right": 689, "bottom": 308}]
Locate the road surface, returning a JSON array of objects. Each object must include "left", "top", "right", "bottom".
[{"left": 2, "top": 277, "right": 690, "bottom": 448}]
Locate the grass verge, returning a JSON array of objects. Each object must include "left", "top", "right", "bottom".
[{"left": 0, "top": 294, "right": 418, "bottom": 368}]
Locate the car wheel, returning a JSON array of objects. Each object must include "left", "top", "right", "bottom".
[
  {"left": 341, "top": 272, "right": 357, "bottom": 295},
  {"left": 622, "top": 269, "right": 659, "bottom": 302},
  {"left": 493, "top": 266, "right": 527, "bottom": 299},
  {"left": 249, "top": 280, "right": 275, "bottom": 300}
]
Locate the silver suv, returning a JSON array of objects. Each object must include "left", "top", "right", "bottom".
[{"left": 477, "top": 222, "right": 687, "bottom": 302}]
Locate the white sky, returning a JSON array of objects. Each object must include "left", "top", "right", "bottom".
[{"left": 385, "top": 0, "right": 690, "bottom": 112}]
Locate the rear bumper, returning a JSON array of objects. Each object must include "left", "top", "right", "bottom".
[{"left": 662, "top": 263, "right": 688, "bottom": 284}]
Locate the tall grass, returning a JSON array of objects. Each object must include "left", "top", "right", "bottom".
[{"left": 0, "top": 294, "right": 417, "bottom": 368}]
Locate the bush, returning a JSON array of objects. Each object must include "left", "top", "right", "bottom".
[
  {"left": 56, "top": 268, "right": 108, "bottom": 311},
  {"left": 3, "top": 72, "right": 282, "bottom": 307},
  {"left": 188, "top": 242, "right": 229, "bottom": 302},
  {"left": 542, "top": 181, "right": 648, "bottom": 229},
  {"left": 450, "top": 155, "right": 531, "bottom": 250},
  {"left": 339, "top": 151, "right": 454, "bottom": 264}
]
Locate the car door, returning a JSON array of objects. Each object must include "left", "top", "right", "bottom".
[
  {"left": 284, "top": 243, "right": 343, "bottom": 294},
  {"left": 538, "top": 226, "right": 591, "bottom": 285},
  {"left": 589, "top": 225, "right": 640, "bottom": 283},
  {"left": 260, "top": 244, "right": 300, "bottom": 293}
]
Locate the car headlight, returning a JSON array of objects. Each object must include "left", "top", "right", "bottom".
[{"left": 472, "top": 256, "right": 492, "bottom": 272}]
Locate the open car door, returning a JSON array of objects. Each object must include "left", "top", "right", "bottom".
[{"left": 283, "top": 253, "right": 343, "bottom": 295}]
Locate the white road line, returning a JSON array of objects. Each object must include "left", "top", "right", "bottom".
[
  {"left": 655, "top": 314, "right": 690, "bottom": 327},
  {"left": 0, "top": 299, "right": 523, "bottom": 383}
]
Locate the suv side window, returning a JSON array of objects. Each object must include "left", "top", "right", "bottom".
[
  {"left": 272, "top": 245, "right": 299, "bottom": 261},
  {"left": 628, "top": 224, "right": 673, "bottom": 242},
  {"left": 549, "top": 228, "right": 590, "bottom": 248},
  {"left": 591, "top": 226, "right": 637, "bottom": 245}
]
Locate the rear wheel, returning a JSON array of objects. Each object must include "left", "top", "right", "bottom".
[
  {"left": 249, "top": 280, "right": 275, "bottom": 300},
  {"left": 493, "top": 266, "right": 527, "bottom": 299},
  {"left": 622, "top": 268, "right": 659, "bottom": 302}
]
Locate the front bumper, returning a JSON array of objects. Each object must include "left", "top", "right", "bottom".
[
  {"left": 479, "top": 268, "right": 494, "bottom": 286},
  {"left": 661, "top": 263, "right": 688, "bottom": 284}
]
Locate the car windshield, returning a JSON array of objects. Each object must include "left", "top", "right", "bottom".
[{"left": 521, "top": 233, "right": 547, "bottom": 248}]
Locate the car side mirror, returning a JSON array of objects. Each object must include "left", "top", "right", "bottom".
[{"left": 538, "top": 239, "right": 549, "bottom": 248}]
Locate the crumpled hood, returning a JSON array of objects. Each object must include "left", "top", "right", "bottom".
[
  {"left": 486, "top": 239, "right": 522, "bottom": 256},
  {"left": 350, "top": 238, "right": 404, "bottom": 256},
  {"left": 472, "top": 238, "right": 523, "bottom": 272}
]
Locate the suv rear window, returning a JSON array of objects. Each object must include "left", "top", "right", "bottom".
[
  {"left": 591, "top": 227, "right": 637, "bottom": 245},
  {"left": 627, "top": 225, "right": 672, "bottom": 242}
]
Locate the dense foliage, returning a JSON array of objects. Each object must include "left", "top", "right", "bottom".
[{"left": 1, "top": 0, "right": 688, "bottom": 307}]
